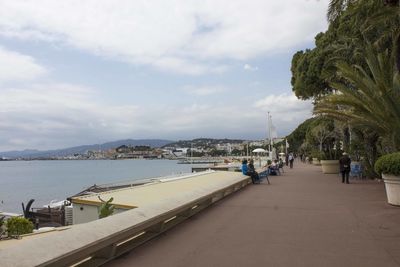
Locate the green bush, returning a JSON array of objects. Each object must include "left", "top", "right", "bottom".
[
  {"left": 311, "top": 150, "right": 324, "bottom": 160},
  {"left": 374, "top": 152, "right": 400, "bottom": 176},
  {"left": 98, "top": 197, "right": 115, "bottom": 219},
  {"left": 6, "top": 217, "right": 34, "bottom": 236},
  {"left": 320, "top": 150, "right": 342, "bottom": 160}
]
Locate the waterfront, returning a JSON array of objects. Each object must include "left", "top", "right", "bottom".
[{"left": 0, "top": 159, "right": 191, "bottom": 213}]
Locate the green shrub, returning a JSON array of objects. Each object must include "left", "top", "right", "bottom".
[
  {"left": 98, "top": 197, "right": 115, "bottom": 219},
  {"left": 6, "top": 217, "right": 34, "bottom": 236},
  {"left": 320, "top": 150, "right": 342, "bottom": 160},
  {"left": 374, "top": 152, "right": 400, "bottom": 176},
  {"left": 311, "top": 150, "right": 324, "bottom": 160}
]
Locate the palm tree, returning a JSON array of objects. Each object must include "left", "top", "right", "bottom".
[
  {"left": 98, "top": 196, "right": 115, "bottom": 219},
  {"left": 327, "top": 0, "right": 357, "bottom": 22},
  {"left": 328, "top": 0, "right": 400, "bottom": 70},
  {"left": 315, "top": 45, "right": 400, "bottom": 151},
  {"left": 328, "top": 0, "right": 398, "bottom": 23}
]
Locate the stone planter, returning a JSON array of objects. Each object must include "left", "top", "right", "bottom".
[
  {"left": 312, "top": 158, "right": 321, "bottom": 166},
  {"left": 382, "top": 174, "right": 400, "bottom": 206},
  {"left": 320, "top": 160, "right": 339, "bottom": 174}
]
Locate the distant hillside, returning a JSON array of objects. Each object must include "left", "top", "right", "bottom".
[
  {"left": 0, "top": 139, "right": 174, "bottom": 159},
  {"left": 164, "top": 138, "right": 244, "bottom": 148}
]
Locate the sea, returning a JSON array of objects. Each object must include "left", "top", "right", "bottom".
[{"left": 0, "top": 159, "right": 191, "bottom": 214}]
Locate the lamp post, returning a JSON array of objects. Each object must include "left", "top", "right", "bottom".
[
  {"left": 190, "top": 143, "right": 193, "bottom": 164},
  {"left": 267, "top": 112, "right": 272, "bottom": 158}
]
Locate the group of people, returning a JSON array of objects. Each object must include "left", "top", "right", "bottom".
[
  {"left": 241, "top": 159, "right": 261, "bottom": 184},
  {"left": 241, "top": 151, "right": 353, "bottom": 185},
  {"left": 241, "top": 158, "right": 287, "bottom": 184},
  {"left": 267, "top": 159, "right": 284, "bottom": 175}
]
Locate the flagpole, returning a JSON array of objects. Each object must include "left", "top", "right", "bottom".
[
  {"left": 268, "top": 112, "right": 272, "bottom": 157},
  {"left": 285, "top": 138, "right": 288, "bottom": 155},
  {"left": 270, "top": 114, "right": 273, "bottom": 153}
]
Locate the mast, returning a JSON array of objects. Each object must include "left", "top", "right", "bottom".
[
  {"left": 270, "top": 114, "right": 274, "bottom": 157},
  {"left": 190, "top": 142, "right": 193, "bottom": 164},
  {"left": 268, "top": 112, "right": 272, "bottom": 156}
]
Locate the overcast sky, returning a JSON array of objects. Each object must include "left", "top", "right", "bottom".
[{"left": 0, "top": 0, "right": 329, "bottom": 151}]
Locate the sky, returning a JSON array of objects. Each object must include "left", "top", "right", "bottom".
[{"left": 0, "top": 0, "right": 329, "bottom": 151}]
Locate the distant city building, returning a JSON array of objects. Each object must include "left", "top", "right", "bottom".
[
  {"left": 215, "top": 143, "right": 232, "bottom": 152},
  {"left": 249, "top": 141, "right": 265, "bottom": 147}
]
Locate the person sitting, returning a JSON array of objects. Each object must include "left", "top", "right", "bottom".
[
  {"left": 248, "top": 159, "right": 261, "bottom": 184},
  {"left": 274, "top": 160, "right": 282, "bottom": 175},
  {"left": 241, "top": 159, "right": 248, "bottom": 175},
  {"left": 268, "top": 160, "right": 280, "bottom": 175}
]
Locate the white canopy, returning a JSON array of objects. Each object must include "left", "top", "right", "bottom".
[{"left": 252, "top": 148, "right": 266, "bottom": 153}]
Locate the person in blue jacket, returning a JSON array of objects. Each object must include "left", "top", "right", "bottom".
[
  {"left": 241, "top": 159, "right": 259, "bottom": 184},
  {"left": 241, "top": 159, "right": 248, "bottom": 175}
]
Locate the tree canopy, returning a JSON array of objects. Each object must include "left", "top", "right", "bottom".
[
  {"left": 288, "top": 0, "right": 400, "bottom": 176},
  {"left": 291, "top": 0, "right": 399, "bottom": 100}
]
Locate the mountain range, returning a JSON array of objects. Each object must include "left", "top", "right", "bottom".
[{"left": 0, "top": 139, "right": 174, "bottom": 159}]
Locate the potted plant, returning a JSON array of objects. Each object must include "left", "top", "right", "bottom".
[
  {"left": 311, "top": 150, "right": 323, "bottom": 166},
  {"left": 320, "top": 150, "right": 341, "bottom": 174},
  {"left": 374, "top": 152, "right": 400, "bottom": 206}
]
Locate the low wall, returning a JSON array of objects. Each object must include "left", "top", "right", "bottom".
[{"left": 0, "top": 171, "right": 250, "bottom": 267}]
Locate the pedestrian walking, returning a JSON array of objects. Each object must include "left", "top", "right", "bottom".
[
  {"left": 289, "top": 153, "right": 294, "bottom": 168},
  {"left": 339, "top": 152, "right": 351, "bottom": 184}
]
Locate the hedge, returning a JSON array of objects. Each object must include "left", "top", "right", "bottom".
[
  {"left": 374, "top": 152, "right": 400, "bottom": 176},
  {"left": 6, "top": 217, "right": 34, "bottom": 236}
]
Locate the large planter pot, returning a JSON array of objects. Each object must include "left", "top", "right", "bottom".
[
  {"left": 320, "top": 160, "right": 339, "bottom": 174},
  {"left": 382, "top": 174, "right": 400, "bottom": 206},
  {"left": 312, "top": 158, "right": 321, "bottom": 166}
]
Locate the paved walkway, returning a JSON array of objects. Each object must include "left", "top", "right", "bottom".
[{"left": 108, "top": 162, "right": 400, "bottom": 267}]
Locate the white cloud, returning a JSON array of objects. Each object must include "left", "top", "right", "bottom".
[
  {"left": 0, "top": 0, "right": 329, "bottom": 75},
  {"left": 0, "top": 46, "right": 47, "bottom": 83},
  {"left": 254, "top": 93, "right": 313, "bottom": 135},
  {"left": 182, "top": 85, "right": 227, "bottom": 96},
  {"left": 244, "top": 64, "right": 258, "bottom": 71},
  {"left": 0, "top": 84, "right": 141, "bottom": 150},
  {"left": 0, "top": 83, "right": 313, "bottom": 150}
]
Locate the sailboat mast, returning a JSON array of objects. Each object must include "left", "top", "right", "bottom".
[{"left": 268, "top": 112, "right": 272, "bottom": 154}]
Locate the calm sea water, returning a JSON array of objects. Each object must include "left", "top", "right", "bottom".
[{"left": 0, "top": 159, "right": 191, "bottom": 213}]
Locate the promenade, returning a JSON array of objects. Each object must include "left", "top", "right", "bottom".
[{"left": 108, "top": 162, "right": 400, "bottom": 267}]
